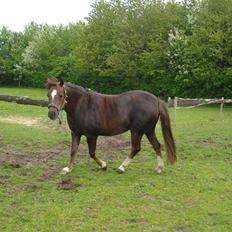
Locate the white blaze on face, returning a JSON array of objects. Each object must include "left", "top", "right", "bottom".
[{"left": 51, "top": 89, "right": 57, "bottom": 100}]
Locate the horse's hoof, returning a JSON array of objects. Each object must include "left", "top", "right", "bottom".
[
  {"left": 61, "top": 166, "right": 72, "bottom": 175},
  {"left": 101, "top": 166, "right": 107, "bottom": 171},
  {"left": 155, "top": 167, "right": 163, "bottom": 174},
  {"left": 101, "top": 161, "right": 107, "bottom": 171},
  {"left": 117, "top": 167, "right": 125, "bottom": 174}
]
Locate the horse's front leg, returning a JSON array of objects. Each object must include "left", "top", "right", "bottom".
[
  {"left": 62, "top": 132, "right": 81, "bottom": 174},
  {"left": 87, "top": 136, "right": 107, "bottom": 170}
]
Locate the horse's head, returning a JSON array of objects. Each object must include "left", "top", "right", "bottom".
[{"left": 46, "top": 77, "right": 66, "bottom": 120}]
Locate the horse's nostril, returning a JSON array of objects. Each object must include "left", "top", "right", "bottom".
[{"left": 48, "top": 111, "right": 57, "bottom": 120}]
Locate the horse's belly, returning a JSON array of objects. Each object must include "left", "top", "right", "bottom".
[
  {"left": 99, "top": 126, "right": 128, "bottom": 136},
  {"left": 99, "top": 118, "right": 129, "bottom": 136}
]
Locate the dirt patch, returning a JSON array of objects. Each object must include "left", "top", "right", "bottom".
[
  {"left": 58, "top": 178, "right": 80, "bottom": 190},
  {"left": 23, "top": 184, "right": 41, "bottom": 192},
  {"left": 193, "top": 138, "right": 232, "bottom": 150},
  {"left": 127, "top": 218, "right": 148, "bottom": 224},
  {"left": 9, "top": 160, "right": 21, "bottom": 168},
  {"left": 0, "top": 175, "right": 10, "bottom": 186},
  {"left": 224, "top": 144, "right": 232, "bottom": 149},
  {"left": 174, "top": 227, "right": 192, "bottom": 232},
  {"left": 0, "top": 150, "right": 58, "bottom": 167},
  {"left": 38, "top": 166, "right": 61, "bottom": 181},
  {"left": 137, "top": 193, "right": 156, "bottom": 200},
  {"left": 97, "top": 135, "right": 130, "bottom": 151},
  {"left": 224, "top": 157, "right": 232, "bottom": 164},
  {"left": 76, "top": 135, "right": 130, "bottom": 158},
  {"left": 0, "top": 134, "right": 130, "bottom": 179},
  {"left": 0, "top": 135, "right": 130, "bottom": 167},
  {"left": 0, "top": 116, "right": 47, "bottom": 128},
  {"left": 194, "top": 138, "right": 216, "bottom": 145}
]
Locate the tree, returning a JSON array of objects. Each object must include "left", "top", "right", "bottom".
[
  {"left": 0, "top": 27, "right": 26, "bottom": 86},
  {"left": 22, "top": 23, "right": 85, "bottom": 87},
  {"left": 179, "top": 0, "right": 232, "bottom": 97}
]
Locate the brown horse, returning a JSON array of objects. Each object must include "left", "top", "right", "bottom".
[{"left": 46, "top": 78, "right": 176, "bottom": 174}]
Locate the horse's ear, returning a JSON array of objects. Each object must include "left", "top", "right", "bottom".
[
  {"left": 46, "top": 78, "right": 51, "bottom": 88},
  {"left": 59, "top": 78, "right": 64, "bottom": 87}
]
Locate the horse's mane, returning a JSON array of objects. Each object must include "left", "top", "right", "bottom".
[
  {"left": 65, "top": 82, "right": 87, "bottom": 94},
  {"left": 65, "top": 82, "right": 86, "bottom": 91},
  {"left": 47, "top": 77, "right": 87, "bottom": 92}
]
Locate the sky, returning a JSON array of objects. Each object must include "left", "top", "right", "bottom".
[{"left": 0, "top": 0, "right": 96, "bottom": 32}]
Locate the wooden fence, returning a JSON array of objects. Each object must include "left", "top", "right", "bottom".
[
  {"left": 0, "top": 95, "right": 48, "bottom": 107},
  {"left": 168, "top": 97, "right": 232, "bottom": 126}
]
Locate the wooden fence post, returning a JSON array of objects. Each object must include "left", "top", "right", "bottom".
[
  {"left": 173, "top": 97, "right": 178, "bottom": 126},
  {"left": 220, "top": 97, "right": 224, "bottom": 114}
]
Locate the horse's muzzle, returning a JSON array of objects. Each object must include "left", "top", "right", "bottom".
[{"left": 48, "top": 109, "right": 59, "bottom": 120}]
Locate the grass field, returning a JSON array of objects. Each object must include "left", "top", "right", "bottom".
[{"left": 0, "top": 87, "right": 232, "bottom": 232}]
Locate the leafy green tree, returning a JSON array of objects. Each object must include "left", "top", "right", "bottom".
[
  {"left": 178, "top": 0, "right": 232, "bottom": 97},
  {"left": 1, "top": 0, "right": 232, "bottom": 99},
  {"left": 22, "top": 23, "right": 85, "bottom": 87},
  {"left": 0, "top": 27, "right": 25, "bottom": 86}
]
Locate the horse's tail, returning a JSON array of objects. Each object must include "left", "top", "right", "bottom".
[{"left": 158, "top": 100, "right": 176, "bottom": 164}]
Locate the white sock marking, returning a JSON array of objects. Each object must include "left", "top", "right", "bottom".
[
  {"left": 101, "top": 161, "right": 107, "bottom": 168},
  {"left": 122, "top": 157, "right": 132, "bottom": 167},
  {"left": 62, "top": 166, "right": 71, "bottom": 174},
  {"left": 156, "top": 156, "right": 164, "bottom": 173},
  {"left": 118, "top": 165, "right": 125, "bottom": 172},
  {"left": 157, "top": 156, "right": 164, "bottom": 168},
  {"left": 118, "top": 157, "right": 132, "bottom": 172}
]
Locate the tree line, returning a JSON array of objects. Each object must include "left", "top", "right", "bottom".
[{"left": 0, "top": 0, "right": 231, "bottom": 98}]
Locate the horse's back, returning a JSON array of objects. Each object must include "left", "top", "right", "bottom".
[
  {"left": 118, "top": 90, "right": 159, "bottom": 113},
  {"left": 99, "top": 90, "right": 160, "bottom": 134},
  {"left": 93, "top": 90, "right": 159, "bottom": 113}
]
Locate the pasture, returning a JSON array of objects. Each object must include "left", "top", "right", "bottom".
[{"left": 0, "top": 87, "right": 232, "bottom": 232}]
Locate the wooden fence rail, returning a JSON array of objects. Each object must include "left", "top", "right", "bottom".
[
  {"left": 168, "top": 97, "right": 232, "bottom": 107},
  {"left": 0, "top": 95, "right": 48, "bottom": 107},
  {"left": 168, "top": 97, "right": 232, "bottom": 126}
]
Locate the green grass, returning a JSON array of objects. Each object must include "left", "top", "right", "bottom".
[
  {"left": 0, "top": 87, "right": 47, "bottom": 99},
  {"left": 0, "top": 88, "right": 232, "bottom": 232},
  {"left": 0, "top": 87, "right": 47, "bottom": 117}
]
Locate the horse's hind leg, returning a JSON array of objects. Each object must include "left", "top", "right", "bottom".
[
  {"left": 62, "top": 132, "right": 81, "bottom": 174},
  {"left": 87, "top": 136, "right": 107, "bottom": 170},
  {"left": 146, "top": 132, "right": 164, "bottom": 174},
  {"left": 118, "top": 132, "right": 142, "bottom": 173}
]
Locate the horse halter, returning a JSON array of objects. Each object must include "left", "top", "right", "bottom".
[{"left": 48, "top": 86, "right": 67, "bottom": 113}]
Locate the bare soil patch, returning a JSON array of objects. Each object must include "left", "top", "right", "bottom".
[
  {"left": 0, "top": 134, "right": 130, "bottom": 179},
  {"left": 0, "top": 116, "right": 47, "bottom": 128},
  {"left": 0, "top": 135, "right": 129, "bottom": 166},
  {"left": 0, "top": 147, "right": 67, "bottom": 167},
  {"left": 194, "top": 138, "right": 216, "bottom": 145},
  {"left": 57, "top": 178, "right": 81, "bottom": 190}
]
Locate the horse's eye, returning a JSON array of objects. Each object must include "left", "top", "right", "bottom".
[{"left": 59, "top": 94, "right": 63, "bottom": 98}]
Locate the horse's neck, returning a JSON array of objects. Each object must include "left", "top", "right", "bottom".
[{"left": 64, "top": 85, "right": 88, "bottom": 113}]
